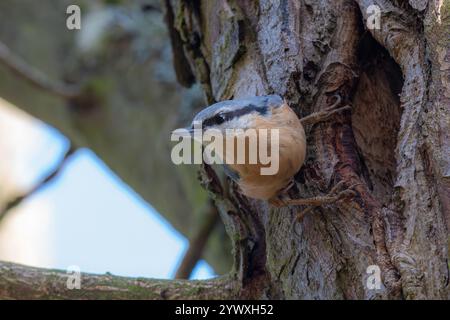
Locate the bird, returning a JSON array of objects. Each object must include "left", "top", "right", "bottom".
[{"left": 179, "top": 94, "right": 355, "bottom": 221}]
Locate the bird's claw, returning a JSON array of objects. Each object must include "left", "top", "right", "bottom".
[
  {"left": 290, "top": 181, "right": 360, "bottom": 233},
  {"left": 269, "top": 196, "right": 288, "bottom": 208}
]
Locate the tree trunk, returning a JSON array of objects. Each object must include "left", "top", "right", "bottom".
[
  {"left": 0, "top": 0, "right": 449, "bottom": 299},
  {"left": 164, "top": 0, "right": 449, "bottom": 299}
]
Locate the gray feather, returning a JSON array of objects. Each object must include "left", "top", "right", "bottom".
[
  {"left": 192, "top": 95, "right": 283, "bottom": 124},
  {"left": 222, "top": 164, "right": 240, "bottom": 182}
]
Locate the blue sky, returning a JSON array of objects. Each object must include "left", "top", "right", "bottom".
[{"left": 0, "top": 100, "right": 215, "bottom": 280}]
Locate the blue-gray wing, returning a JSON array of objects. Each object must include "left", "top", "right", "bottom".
[{"left": 222, "top": 164, "right": 240, "bottom": 182}]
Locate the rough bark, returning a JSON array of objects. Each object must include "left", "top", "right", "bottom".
[
  {"left": 164, "top": 0, "right": 449, "bottom": 299},
  {"left": 0, "top": 0, "right": 449, "bottom": 300},
  {"left": 0, "top": 261, "right": 236, "bottom": 300}
]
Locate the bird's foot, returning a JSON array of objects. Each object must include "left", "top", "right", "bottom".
[
  {"left": 269, "top": 193, "right": 290, "bottom": 207},
  {"left": 299, "top": 94, "right": 351, "bottom": 127},
  {"left": 268, "top": 179, "right": 296, "bottom": 207},
  {"left": 287, "top": 180, "right": 358, "bottom": 223}
]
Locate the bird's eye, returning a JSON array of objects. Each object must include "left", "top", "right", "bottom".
[
  {"left": 215, "top": 113, "right": 226, "bottom": 125},
  {"left": 203, "top": 113, "right": 228, "bottom": 128}
]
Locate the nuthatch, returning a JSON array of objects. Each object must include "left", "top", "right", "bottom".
[{"left": 181, "top": 95, "right": 354, "bottom": 221}]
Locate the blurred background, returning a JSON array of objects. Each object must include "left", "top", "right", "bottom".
[
  {"left": 0, "top": 97, "right": 213, "bottom": 279},
  {"left": 0, "top": 0, "right": 231, "bottom": 280}
]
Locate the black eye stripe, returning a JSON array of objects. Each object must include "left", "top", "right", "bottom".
[
  {"left": 203, "top": 104, "right": 268, "bottom": 128},
  {"left": 202, "top": 115, "right": 222, "bottom": 128}
]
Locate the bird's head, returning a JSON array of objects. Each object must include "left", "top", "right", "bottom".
[
  {"left": 188, "top": 95, "right": 284, "bottom": 133},
  {"left": 171, "top": 95, "right": 302, "bottom": 183},
  {"left": 172, "top": 95, "right": 288, "bottom": 153}
]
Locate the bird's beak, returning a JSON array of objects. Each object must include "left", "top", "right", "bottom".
[
  {"left": 172, "top": 127, "right": 195, "bottom": 138},
  {"left": 172, "top": 127, "right": 205, "bottom": 143},
  {"left": 172, "top": 121, "right": 206, "bottom": 143}
]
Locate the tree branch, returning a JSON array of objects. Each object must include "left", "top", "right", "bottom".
[
  {"left": 175, "top": 202, "right": 220, "bottom": 279},
  {"left": 0, "top": 260, "right": 237, "bottom": 300},
  {"left": 0, "top": 146, "right": 76, "bottom": 223},
  {"left": 0, "top": 41, "right": 80, "bottom": 99}
]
